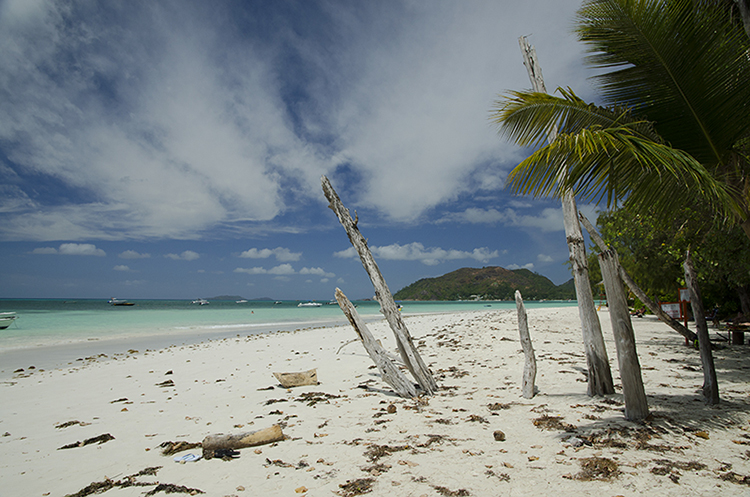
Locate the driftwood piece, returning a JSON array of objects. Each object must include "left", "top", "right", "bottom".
[
  {"left": 578, "top": 212, "right": 697, "bottom": 343},
  {"left": 684, "top": 250, "right": 720, "bottom": 405},
  {"left": 598, "top": 250, "right": 649, "bottom": 421},
  {"left": 202, "top": 425, "right": 284, "bottom": 460},
  {"left": 519, "top": 36, "right": 613, "bottom": 397},
  {"left": 273, "top": 369, "right": 318, "bottom": 388},
  {"left": 515, "top": 290, "right": 536, "bottom": 399},
  {"left": 335, "top": 288, "right": 418, "bottom": 398},
  {"left": 322, "top": 175, "right": 437, "bottom": 394}
]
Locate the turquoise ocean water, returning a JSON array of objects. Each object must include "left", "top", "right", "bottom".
[
  {"left": 0, "top": 298, "right": 577, "bottom": 350},
  {"left": 0, "top": 299, "right": 577, "bottom": 376}
]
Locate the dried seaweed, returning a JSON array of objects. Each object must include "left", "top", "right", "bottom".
[
  {"left": 63, "top": 467, "right": 166, "bottom": 497},
  {"left": 573, "top": 457, "right": 619, "bottom": 481},
  {"left": 159, "top": 440, "right": 201, "bottom": 456},
  {"left": 432, "top": 485, "right": 471, "bottom": 496},
  {"left": 364, "top": 443, "right": 410, "bottom": 462},
  {"left": 532, "top": 415, "right": 576, "bottom": 432},
  {"left": 58, "top": 433, "right": 115, "bottom": 450},
  {"left": 296, "top": 391, "right": 340, "bottom": 406},
  {"left": 143, "top": 483, "right": 205, "bottom": 495},
  {"left": 338, "top": 477, "right": 375, "bottom": 496}
]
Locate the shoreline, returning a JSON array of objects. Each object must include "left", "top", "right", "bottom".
[{"left": 2, "top": 306, "right": 749, "bottom": 496}]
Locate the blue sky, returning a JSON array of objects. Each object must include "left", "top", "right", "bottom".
[{"left": 0, "top": 0, "right": 602, "bottom": 300}]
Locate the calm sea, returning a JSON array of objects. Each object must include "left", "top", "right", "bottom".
[{"left": 0, "top": 298, "right": 577, "bottom": 376}]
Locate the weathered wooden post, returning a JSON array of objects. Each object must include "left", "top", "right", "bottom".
[
  {"left": 518, "top": 36, "right": 614, "bottom": 396},
  {"left": 579, "top": 213, "right": 697, "bottom": 343},
  {"left": 322, "top": 176, "right": 437, "bottom": 394},
  {"left": 598, "top": 249, "right": 649, "bottom": 421},
  {"left": 684, "top": 250, "right": 720, "bottom": 405},
  {"left": 515, "top": 290, "right": 536, "bottom": 399},
  {"left": 335, "top": 288, "right": 418, "bottom": 398}
]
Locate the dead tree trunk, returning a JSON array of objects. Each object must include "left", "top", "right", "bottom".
[
  {"left": 322, "top": 176, "right": 437, "bottom": 394},
  {"left": 515, "top": 290, "right": 536, "bottom": 399},
  {"left": 579, "top": 213, "right": 697, "bottom": 343},
  {"left": 335, "top": 288, "right": 418, "bottom": 398},
  {"left": 519, "top": 36, "right": 613, "bottom": 396},
  {"left": 684, "top": 250, "right": 720, "bottom": 405},
  {"left": 598, "top": 250, "right": 649, "bottom": 421},
  {"left": 202, "top": 425, "right": 284, "bottom": 459}
]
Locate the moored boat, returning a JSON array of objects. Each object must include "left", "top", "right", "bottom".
[
  {"left": 297, "top": 301, "right": 322, "bottom": 307},
  {"left": 0, "top": 312, "right": 18, "bottom": 329},
  {"left": 108, "top": 298, "right": 135, "bottom": 306}
]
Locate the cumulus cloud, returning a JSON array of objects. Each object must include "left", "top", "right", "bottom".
[
  {"left": 507, "top": 262, "right": 534, "bottom": 270},
  {"left": 165, "top": 250, "right": 200, "bottom": 261},
  {"left": 239, "top": 247, "right": 301, "bottom": 262},
  {"left": 113, "top": 265, "right": 131, "bottom": 271},
  {"left": 334, "top": 242, "right": 498, "bottom": 266},
  {"left": 234, "top": 264, "right": 334, "bottom": 278},
  {"left": 31, "top": 243, "right": 106, "bottom": 256},
  {"left": 119, "top": 250, "right": 150, "bottom": 259},
  {"left": 537, "top": 254, "right": 553, "bottom": 263},
  {"left": 441, "top": 207, "right": 565, "bottom": 232}
]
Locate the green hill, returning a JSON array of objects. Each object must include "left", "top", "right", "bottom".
[{"left": 393, "top": 266, "right": 575, "bottom": 301}]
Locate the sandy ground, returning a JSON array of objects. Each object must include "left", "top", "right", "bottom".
[{"left": 1, "top": 306, "right": 749, "bottom": 497}]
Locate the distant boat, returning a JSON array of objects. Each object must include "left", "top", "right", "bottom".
[
  {"left": 274, "top": 301, "right": 283, "bottom": 305},
  {"left": 108, "top": 298, "right": 135, "bottom": 306},
  {"left": 191, "top": 299, "right": 209, "bottom": 305},
  {"left": 297, "top": 302, "right": 322, "bottom": 307},
  {"left": 0, "top": 312, "right": 18, "bottom": 329},
  {"left": 236, "top": 299, "right": 248, "bottom": 303}
]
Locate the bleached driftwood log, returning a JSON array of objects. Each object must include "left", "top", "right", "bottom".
[
  {"left": 578, "top": 212, "right": 697, "bottom": 343},
  {"left": 598, "top": 249, "right": 649, "bottom": 421},
  {"left": 202, "top": 425, "right": 284, "bottom": 459},
  {"left": 519, "top": 36, "right": 613, "bottom": 397},
  {"left": 335, "top": 288, "right": 418, "bottom": 398},
  {"left": 322, "top": 176, "right": 437, "bottom": 395},
  {"left": 273, "top": 369, "right": 318, "bottom": 388},
  {"left": 514, "top": 290, "right": 536, "bottom": 399},
  {"left": 684, "top": 250, "right": 720, "bottom": 405}
]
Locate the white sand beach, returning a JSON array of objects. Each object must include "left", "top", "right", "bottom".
[{"left": 1, "top": 306, "right": 749, "bottom": 496}]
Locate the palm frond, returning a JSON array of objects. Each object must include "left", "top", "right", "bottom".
[{"left": 577, "top": 0, "right": 750, "bottom": 168}]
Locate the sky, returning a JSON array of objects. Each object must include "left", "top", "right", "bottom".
[{"left": 0, "top": 0, "right": 604, "bottom": 300}]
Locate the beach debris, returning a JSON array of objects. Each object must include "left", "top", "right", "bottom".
[
  {"left": 202, "top": 424, "right": 284, "bottom": 460},
  {"left": 488, "top": 402, "right": 512, "bottom": 411},
  {"left": 58, "top": 433, "right": 115, "bottom": 450},
  {"left": 532, "top": 415, "right": 576, "bottom": 432},
  {"left": 295, "top": 486, "right": 308, "bottom": 493},
  {"left": 273, "top": 369, "right": 318, "bottom": 388},
  {"left": 565, "top": 456, "right": 620, "bottom": 481},
  {"left": 295, "top": 391, "right": 340, "bottom": 407},
  {"left": 159, "top": 440, "right": 201, "bottom": 456},
  {"left": 364, "top": 443, "right": 410, "bottom": 463},
  {"left": 493, "top": 430, "right": 506, "bottom": 442},
  {"left": 322, "top": 175, "right": 437, "bottom": 395},
  {"left": 110, "top": 397, "right": 129, "bottom": 403},
  {"left": 432, "top": 485, "right": 470, "bottom": 496},
  {"left": 515, "top": 290, "right": 537, "bottom": 399},
  {"left": 55, "top": 420, "right": 91, "bottom": 429},
  {"left": 335, "top": 288, "right": 418, "bottom": 398},
  {"left": 63, "top": 467, "right": 185, "bottom": 497},
  {"left": 338, "top": 478, "right": 375, "bottom": 497},
  {"left": 173, "top": 453, "right": 201, "bottom": 463},
  {"left": 485, "top": 469, "right": 510, "bottom": 481},
  {"left": 155, "top": 379, "right": 175, "bottom": 388}
]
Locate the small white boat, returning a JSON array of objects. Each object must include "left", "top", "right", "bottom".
[
  {"left": 191, "top": 299, "right": 209, "bottom": 305},
  {"left": 297, "top": 302, "right": 322, "bottom": 307},
  {"left": 236, "top": 299, "right": 248, "bottom": 303},
  {"left": 0, "top": 312, "right": 18, "bottom": 329},
  {"left": 108, "top": 298, "right": 134, "bottom": 306}
]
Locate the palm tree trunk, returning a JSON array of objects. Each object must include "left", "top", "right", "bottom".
[{"left": 684, "top": 250, "right": 720, "bottom": 405}]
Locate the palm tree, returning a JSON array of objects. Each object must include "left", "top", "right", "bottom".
[{"left": 492, "top": 0, "right": 750, "bottom": 237}]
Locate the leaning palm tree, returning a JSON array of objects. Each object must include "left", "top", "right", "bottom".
[{"left": 492, "top": 0, "right": 750, "bottom": 237}]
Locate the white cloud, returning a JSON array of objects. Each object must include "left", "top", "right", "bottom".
[
  {"left": 537, "top": 254, "right": 553, "bottom": 263},
  {"left": 31, "top": 247, "right": 58, "bottom": 255},
  {"left": 165, "top": 250, "right": 200, "bottom": 261},
  {"left": 113, "top": 265, "right": 131, "bottom": 271},
  {"left": 239, "top": 247, "right": 301, "bottom": 262},
  {"left": 299, "top": 267, "right": 336, "bottom": 278},
  {"left": 442, "top": 206, "right": 565, "bottom": 232},
  {"left": 32, "top": 243, "right": 106, "bottom": 256},
  {"left": 334, "top": 242, "right": 498, "bottom": 266},
  {"left": 0, "top": 1, "right": 589, "bottom": 240},
  {"left": 507, "top": 262, "right": 534, "bottom": 270},
  {"left": 119, "top": 250, "right": 150, "bottom": 259},
  {"left": 234, "top": 267, "right": 267, "bottom": 275}
]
